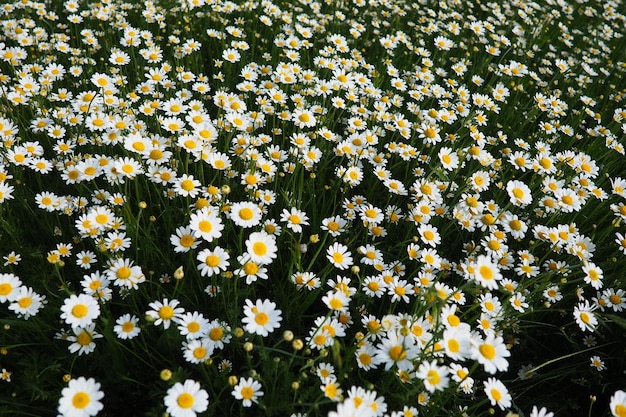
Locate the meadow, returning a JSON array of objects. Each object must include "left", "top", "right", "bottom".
[{"left": 0, "top": 0, "right": 625, "bottom": 416}]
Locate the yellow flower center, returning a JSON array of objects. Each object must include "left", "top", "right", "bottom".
[
  {"left": 255, "top": 312, "right": 269, "bottom": 325},
  {"left": 72, "top": 392, "right": 90, "bottom": 409},
  {"left": 122, "top": 322, "right": 135, "bottom": 332},
  {"left": 479, "top": 265, "right": 494, "bottom": 280},
  {"left": 241, "top": 386, "right": 254, "bottom": 400},
  {"left": 181, "top": 179, "right": 195, "bottom": 191},
  {"left": 479, "top": 343, "right": 496, "bottom": 360},
  {"left": 0, "top": 283, "right": 11, "bottom": 296},
  {"left": 448, "top": 339, "right": 460, "bottom": 352},
  {"left": 18, "top": 297, "right": 32, "bottom": 308},
  {"left": 193, "top": 346, "right": 207, "bottom": 359},
  {"left": 116, "top": 267, "right": 131, "bottom": 280},
  {"left": 205, "top": 255, "right": 220, "bottom": 267},
  {"left": 198, "top": 220, "right": 213, "bottom": 233},
  {"left": 209, "top": 327, "right": 224, "bottom": 341},
  {"left": 239, "top": 208, "right": 254, "bottom": 220},
  {"left": 159, "top": 306, "right": 174, "bottom": 320},
  {"left": 490, "top": 388, "right": 502, "bottom": 402},
  {"left": 72, "top": 304, "right": 88, "bottom": 318},
  {"left": 253, "top": 242, "right": 267, "bottom": 256},
  {"left": 427, "top": 369, "right": 441, "bottom": 385},
  {"left": 177, "top": 393, "right": 195, "bottom": 409},
  {"left": 389, "top": 345, "right": 406, "bottom": 361}
]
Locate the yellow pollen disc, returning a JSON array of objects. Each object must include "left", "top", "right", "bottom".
[{"left": 479, "top": 343, "right": 496, "bottom": 360}]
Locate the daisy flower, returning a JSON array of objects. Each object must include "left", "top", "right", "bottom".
[
  {"left": 292, "top": 108, "right": 316, "bottom": 128},
  {"left": 415, "top": 360, "right": 450, "bottom": 393},
  {"left": 174, "top": 174, "right": 202, "bottom": 198},
  {"left": 529, "top": 406, "right": 554, "bottom": 417},
  {"left": 472, "top": 255, "right": 503, "bottom": 290},
  {"left": 106, "top": 258, "right": 145, "bottom": 290},
  {"left": 573, "top": 300, "right": 598, "bottom": 332},
  {"left": 229, "top": 201, "right": 263, "bottom": 228},
  {"left": 75, "top": 250, "right": 97, "bottom": 269},
  {"left": 164, "top": 379, "right": 209, "bottom": 417},
  {"left": 206, "top": 319, "right": 232, "bottom": 351},
  {"left": 57, "top": 376, "right": 104, "bottom": 417},
  {"left": 321, "top": 215, "right": 348, "bottom": 237},
  {"left": 483, "top": 377, "right": 512, "bottom": 410},
  {"left": 280, "top": 207, "right": 309, "bottom": 233},
  {"left": 67, "top": 323, "right": 102, "bottom": 355},
  {"left": 375, "top": 332, "right": 419, "bottom": 371},
  {"left": 326, "top": 242, "right": 353, "bottom": 270},
  {"left": 146, "top": 298, "right": 185, "bottom": 330},
  {"left": 176, "top": 311, "right": 210, "bottom": 340},
  {"left": 114, "top": 314, "right": 141, "bottom": 340},
  {"left": 322, "top": 290, "right": 351, "bottom": 313},
  {"left": 0, "top": 273, "right": 22, "bottom": 303},
  {"left": 8, "top": 286, "right": 45, "bottom": 319},
  {"left": 242, "top": 298, "right": 282, "bottom": 336},
  {"left": 196, "top": 246, "right": 230, "bottom": 277},
  {"left": 234, "top": 254, "right": 268, "bottom": 285},
  {"left": 60, "top": 294, "right": 101, "bottom": 329},
  {"left": 170, "top": 225, "right": 200, "bottom": 253},
  {"left": 182, "top": 338, "right": 214, "bottom": 364},
  {"left": 506, "top": 179, "right": 532, "bottom": 207},
  {"left": 232, "top": 377, "right": 264, "bottom": 407},
  {"left": 245, "top": 231, "right": 277, "bottom": 264},
  {"left": 471, "top": 333, "right": 511, "bottom": 374},
  {"left": 609, "top": 390, "right": 626, "bottom": 417},
  {"left": 582, "top": 262, "right": 604, "bottom": 290},
  {"left": 189, "top": 206, "right": 224, "bottom": 242}
]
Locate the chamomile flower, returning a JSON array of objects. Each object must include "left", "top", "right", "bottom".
[
  {"left": 609, "top": 390, "right": 626, "bottom": 417},
  {"left": 76, "top": 250, "right": 97, "bottom": 269},
  {"left": 8, "top": 286, "right": 45, "bottom": 319},
  {"left": 196, "top": 246, "right": 230, "bottom": 277},
  {"left": 164, "top": 379, "right": 209, "bottom": 417},
  {"left": 114, "top": 314, "right": 141, "bottom": 340},
  {"left": 281, "top": 207, "right": 309, "bottom": 233},
  {"left": 506, "top": 179, "right": 532, "bottom": 207},
  {"left": 234, "top": 254, "right": 268, "bottom": 285},
  {"left": 582, "top": 262, "right": 604, "bottom": 290},
  {"left": 189, "top": 206, "right": 224, "bottom": 242},
  {"left": 174, "top": 174, "right": 202, "bottom": 198},
  {"left": 67, "top": 323, "right": 102, "bottom": 355},
  {"left": 529, "top": 406, "right": 554, "bottom": 417},
  {"left": 232, "top": 377, "right": 264, "bottom": 407},
  {"left": 245, "top": 231, "right": 278, "bottom": 264},
  {"left": 242, "top": 298, "right": 282, "bottom": 336},
  {"left": 471, "top": 333, "right": 510, "bottom": 374},
  {"left": 106, "top": 258, "right": 145, "bottom": 289},
  {"left": 483, "top": 378, "right": 512, "bottom": 410},
  {"left": 375, "top": 332, "right": 419, "bottom": 371},
  {"left": 415, "top": 360, "right": 450, "bottom": 393},
  {"left": 573, "top": 300, "right": 598, "bottom": 332},
  {"left": 60, "top": 294, "right": 101, "bottom": 328},
  {"left": 327, "top": 242, "right": 354, "bottom": 270},
  {"left": 229, "top": 201, "right": 263, "bottom": 228},
  {"left": 176, "top": 311, "right": 210, "bottom": 340},
  {"left": 472, "top": 255, "right": 503, "bottom": 290},
  {"left": 170, "top": 225, "right": 200, "bottom": 253},
  {"left": 182, "top": 338, "right": 214, "bottom": 364},
  {"left": 146, "top": 298, "right": 184, "bottom": 330},
  {"left": 321, "top": 215, "right": 348, "bottom": 237},
  {"left": 0, "top": 273, "right": 22, "bottom": 303},
  {"left": 58, "top": 376, "right": 104, "bottom": 417}
]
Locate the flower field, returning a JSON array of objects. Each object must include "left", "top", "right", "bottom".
[{"left": 0, "top": 0, "right": 625, "bottom": 416}]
